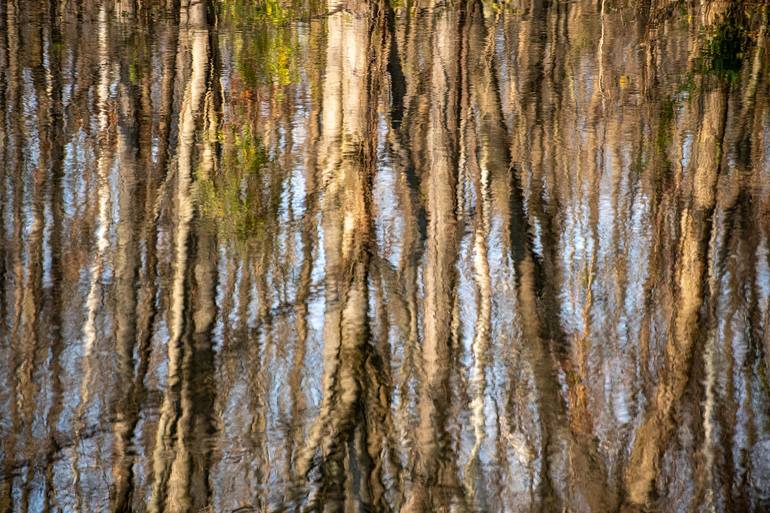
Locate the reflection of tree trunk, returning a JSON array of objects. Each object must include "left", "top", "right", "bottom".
[
  {"left": 503, "top": 7, "right": 566, "bottom": 508},
  {"left": 637, "top": 93, "right": 677, "bottom": 405},
  {"left": 0, "top": 0, "right": 7, "bottom": 338},
  {"left": 469, "top": 3, "right": 611, "bottom": 510},
  {"left": 287, "top": 24, "right": 321, "bottom": 487},
  {"left": 703, "top": 24, "right": 766, "bottom": 509},
  {"left": 111, "top": 52, "right": 141, "bottom": 513},
  {"left": 742, "top": 22, "right": 770, "bottom": 509},
  {"left": 74, "top": 8, "right": 114, "bottom": 509},
  {"left": 41, "top": 5, "right": 67, "bottom": 509},
  {"left": 464, "top": 6, "right": 494, "bottom": 506},
  {"left": 404, "top": 2, "right": 465, "bottom": 511},
  {"left": 108, "top": 9, "right": 158, "bottom": 508},
  {"left": 705, "top": 192, "right": 748, "bottom": 512},
  {"left": 15, "top": 9, "right": 49, "bottom": 509},
  {"left": 386, "top": 6, "right": 426, "bottom": 488},
  {"left": 624, "top": 80, "right": 729, "bottom": 508},
  {"left": 132, "top": 17, "right": 179, "bottom": 500},
  {"left": 296, "top": 1, "right": 386, "bottom": 510},
  {"left": 295, "top": 0, "right": 342, "bottom": 479},
  {"left": 1, "top": 2, "right": 22, "bottom": 509},
  {"left": 186, "top": 223, "right": 219, "bottom": 512},
  {"left": 149, "top": 2, "right": 214, "bottom": 511},
  {"left": 155, "top": 17, "right": 180, "bottom": 198},
  {"left": 185, "top": 31, "right": 221, "bottom": 513}
]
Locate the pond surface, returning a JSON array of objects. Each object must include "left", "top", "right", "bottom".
[{"left": 2, "top": 0, "right": 770, "bottom": 511}]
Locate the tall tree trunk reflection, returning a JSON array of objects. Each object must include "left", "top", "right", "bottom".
[
  {"left": 624, "top": 56, "right": 731, "bottom": 513},
  {"left": 296, "top": 0, "right": 387, "bottom": 510},
  {"left": 402, "top": 2, "right": 465, "bottom": 511},
  {"left": 149, "top": 1, "right": 218, "bottom": 511},
  {"left": 111, "top": 39, "right": 141, "bottom": 513}
]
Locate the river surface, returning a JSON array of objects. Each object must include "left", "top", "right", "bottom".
[{"left": 2, "top": 0, "right": 770, "bottom": 512}]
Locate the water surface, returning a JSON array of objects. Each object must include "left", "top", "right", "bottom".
[{"left": 2, "top": 0, "right": 770, "bottom": 511}]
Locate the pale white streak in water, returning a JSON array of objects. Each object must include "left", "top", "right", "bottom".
[
  {"left": 701, "top": 209, "right": 723, "bottom": 513},
  {"left": 149, "top": 18, "right": 209, "bottom": 512},
  {"left": 296, "top": 0, "right": 343, "bottom": 476},
  {"left": 469, "top": 153, "right": 492, "bottom": 462},
  {"left": 73, "top": 5, "right": 113, "bottom": 511},
  {"left": 598, "top": 0, "right": 606, "bottom": 111},
  {"left": 79, "top": 4, "right": 112, "bottom": 410}
]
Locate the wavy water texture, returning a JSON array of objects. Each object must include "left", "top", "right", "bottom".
[{"left": 1, "top": 1, "right": 769, "bottom": 512}]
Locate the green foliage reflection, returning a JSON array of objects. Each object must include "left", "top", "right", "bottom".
[
  {"left": 198, "top": 127, "right": 282, "bottom": 247},
  {"left": 220, "top": 0, "right": 302, "bottom": 88},
  {"left": 699, "top": 7, "right": 751, "bottom": 82}
]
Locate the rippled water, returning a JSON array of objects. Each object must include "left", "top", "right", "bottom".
[{"left": 2, "top": 0, "right": 770, "bottom": 511}]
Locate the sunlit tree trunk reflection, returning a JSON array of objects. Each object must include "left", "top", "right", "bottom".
[
  {"left": 296, "top": 0, "right": 387, "bottom": 511},
  {"left": 149, "top": 1, "right": 218, "bottom": 511}
]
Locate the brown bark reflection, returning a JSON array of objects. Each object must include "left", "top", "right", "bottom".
[
  {"left": 620, "top": 5, "right": 768, "bottom": 508},
  {"left": 111, "top": 35, "right": 141, "bottom": 512},
  {"left": 149, "top": 2, "right": 219, "bottom": 512},
  {"left": 295, "top": 1, "right": 389, "bottom": 511},
  {"left": 400, "top": 2, "right": 467, "bottom": 511},
  {"left": 624, "top": 51, "right": 731, "bottom": 513}
]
